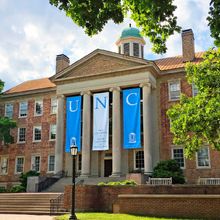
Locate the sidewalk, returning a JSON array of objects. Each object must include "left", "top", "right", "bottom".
[{"left": 0, "top": 214, "right": 54, "bottom": 220}]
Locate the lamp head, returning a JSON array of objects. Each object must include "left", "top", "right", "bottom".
[{"left": 70, "top": 145, "right": 78, "bottom": 156}]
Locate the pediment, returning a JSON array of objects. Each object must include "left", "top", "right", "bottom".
[{"left": 54, "top": 50, "right": 148, "bottom": 80}]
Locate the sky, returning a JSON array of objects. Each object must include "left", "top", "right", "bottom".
[{"left": 0, "top": 0, "right": 214, "bottom": 91}]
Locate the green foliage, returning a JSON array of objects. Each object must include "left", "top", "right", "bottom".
[
  {"left": 152, "top": 160, "right": 185, "bottom": 184},
  {"left": 9, "top": 185, "right": 26, "bottom": 193},
  {"left": 167, "top": 48, "right": 220, "bottom": 158},
  {"left": 98, "top": 179, "right": 137, "bottom": 186},
  {"left": 19, "top": 170, "right": 39, "bottom": 189},
  {"left": 0, "top": 187, "right": 7, "bottom": 193},
  {"left": 0, "top": 117, "right": 16, "bottom": 144}
]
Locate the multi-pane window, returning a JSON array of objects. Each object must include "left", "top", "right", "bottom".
[
  {"left": 51, "top": 98, "right": 57, "bottom": 114},
  {"left": 48, "top": 155, "right": 55, "bottom": 172},
  {"left": 18, "top": 128, "right": 26, "bottom": 143},
  {"left": 0, "top": 156, "right": 8, "bottom": 175},
  {"left": 168, "top": 80, "right": 181, "bottom": 101},
  {"left": 134, "top": 150, "right": 144, "bottom": 170},
  {"left": 31, "top": 156, "right": 40, "bottom": 172},
  {"left": 5, "top": 103, "right": 13, "bottom": 119},
  {"left": 33, "top": 126, "right": 41, "bottom": 142},
  {"left": 15, "top": 157, "right": 24, "bottom": 174},
  {"left": 124, "top": 43, "right": 130, "bottom": 56},
  {"left": 19, "top": 101, "right": 28, "bottom": 117},
  {"left": 172, "top": 147, "right": 185, "bottom": 168},
  {"left": 50, "top": 124, "right": 56, "bottom": 140},
  {"left": 197, "top": 147, "right": 210, "bottom": 168},
  {"left": 192, "top": 83, "right": 199, "bottom": 97},
  {"left": 35, "top": 100, "right": 43, "bottom": 116},
  {"left": 133, "top": 43, "right": 139, "bottom": 57}
]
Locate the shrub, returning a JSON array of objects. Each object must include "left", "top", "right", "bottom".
[
  {"left": 152, "top": 159, "right": 185, "bottom": 184},
  {"left": 0, "top": 187, "right": 7, "bottom": 193},
  {"left": 9, "top": 185, "right": 25, "bottom": 193},
  {"left": 19, "top": 170, "right": 39, "bottom": 189},
  {"left": 98, "top": 180, "right": 137, "bottom": 186}
]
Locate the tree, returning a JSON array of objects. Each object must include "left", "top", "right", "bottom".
[
  {"left": 0, "top": 80, "right": 16, "bottom": 145},
  {"left": 167, "top": 48, "right": 220, "bottom": 158},
  {"left": 49, "top": 0, "right": 219, "bottom": 54}
]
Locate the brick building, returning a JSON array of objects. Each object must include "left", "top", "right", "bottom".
[{"left": 0, "top": 27, "right": 219, "bottom": 188}]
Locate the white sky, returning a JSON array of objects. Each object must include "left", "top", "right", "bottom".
[{"left": 0, "top": 0, "right": 214, "bottom": 91}]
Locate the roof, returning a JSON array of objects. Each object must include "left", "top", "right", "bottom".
[
  {"left": 121, "top": 27, "right": 143, "bottom": 39},
  {"left": 4, "top": 78, "right": 56, "bottom": 95},
  {"left": 155, "top": 51, "right": 204, "bottom": 71}
]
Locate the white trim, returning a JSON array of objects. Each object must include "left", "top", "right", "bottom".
[
  {"left": 49, "top": 124, "right": 56, "bottom": 141},
  {"left": 19, "top": 101, "right": 28, "bottom": 118},
  {"left": 0, "top": 155, "right": 9, "bottom": 175},
  {"left": 50, "top": 97, "right": 57, "bottom": 115},
  {"left": 33, "top": 125, "right": 42, "bottom": 142},
  {"left": 196, "top": 146, "right": 211, "bottom": 169},
  {"left": 34, "top": 99, "right": 43, "bottom": 116},
  {"left": 171, "top": 146, "right": 185, "bottom": 169},
  {"left": 133, "top": 149, "right": 144, "bottom": 170},
  {"left": 15, "top": 156, "right": 25, "bottom": 174},
  {"left": 17, "top": 127, "right": 26, "bottom": 144},
  {"left": 31, "top": 154, "right": 41, "bottom": 173},
  {"left": 168, "top": 79, "right": 181, "bottom": 101},
  {"left": 47, "top": 155, "right": 55, "bottom": 173},
  {"left": 4, "top": 103, "right": 13, "bottom": 118}
]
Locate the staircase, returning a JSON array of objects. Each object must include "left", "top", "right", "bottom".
[{"left": 0, "top": 193, "right": 63, "bottom": 214}]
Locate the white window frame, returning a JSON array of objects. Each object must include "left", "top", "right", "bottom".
[
  {"left": 168, "top": 80, "right": 181, "bottom": 101},
  {"left": 5, "top": 103, "right": 13, "bottom": 119},
  {"left": 133, "top": 150, "right": 144, "bottom": 170},
  {"left": 15, "top": 156, "right": 25, "bottom": 174},
  {"left": 0, "top": 156, "right": 9, "bottom": 175},
  {"left": 47, "top": 155, "right": 55, "bottom": 173},
  {"left": 34, "top": 99, "right": 43, "bottom": 116},
  {"left": 31, "top": 155, "right": 41, "bottom": 172},
  {"left": 19, "top": 101, "right": 28, "bottom": 118},
  {"left": 51, "top": 97, "right": 57, "bottom": 114},
  {"left": 171, "top": 146, "right": 185, "bottom": 169},
  {"left": 196, "top": 146, "right": 211, "bottom": 169},
  {"left": 17, "top": 127, "right": 26, "bottom": 143},
  {"left": 192, "top": 83, "right": 199, "bottom": 97},
  {"left": 49, "top": 124, "right": 56, "bottom": 141},
  {"left": 33, "top": 126, "right": 42, "bottom": 142}
]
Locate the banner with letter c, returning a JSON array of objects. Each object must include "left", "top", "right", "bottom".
[
  {"left": 92, "top": 92, "right": 109, "bottom": 151},
  {"left": 65, "top": 96, "right": 82, "bottom": 152},
  {"left": 123, "top": 88, "right": 141, "bottom": 149}
]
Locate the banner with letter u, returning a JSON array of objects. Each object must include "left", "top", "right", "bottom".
[
  {"left": 92, "top": 92, "right": 109, "bottom": 151},
  {"left": 65, "top": 96, "right": 82, "bottom": 152},
  {"left": 123, "top": 88, "right": 141, "bottom": 149}
]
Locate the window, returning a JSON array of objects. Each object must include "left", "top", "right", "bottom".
[
  {"left": 168, "top": 80, "right": 181, "bottom": 101},
  {"left": 31, "top": 156, "right": 40, "bottom": 172},
  {"left": 48, "top": 155, "right": 55, "bottom": 172},
  {"left": 50, "top": 124, "right": 56, "bottom": 140},
  {"left": 5, "top": 103, "right": 13, "bottom": 119},
  {"left": 133, "top": 43, "right": 139, "bottom": 57},
  {"left": 51, "top": 98, "right": 57, "bottom": 114},
  {"left": 124, "top": 43, "right": 130, "bottom": 56},
  {"left": 192, "top": 83, "right": 199, "bottom": 97},
  {"left": 19, "top": 101, "right": 28, "bottom": 117},
  {"left": 15, "top": 157, "right": 24, "bottom": 174},
  {"left": 172, "top": 147, "right": 185, "bottom": 168},
  {"left": 35, "top": 100, "right": 43, "bottom": 116},
  {"left": 33, "top": 126, "right": 41, "bottom": 142},
  {"left": 197, "top": 147, "right": 210, "bottom": 168},
  {"left": 18, "top": 128, "right": 26, "bottom": 143},
  {"left": 0, "top": 156, "right": 8, "bottom": 175},
  {"left": 134, "top": 150, "right": 144, "bottom": 170},
  {"left": 78, "top": 154, "right": 82, "bottom": 171}
]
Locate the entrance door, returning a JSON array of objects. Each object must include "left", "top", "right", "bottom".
[{"left": 104, "top": 159, "right": 112, "bottom": 177}]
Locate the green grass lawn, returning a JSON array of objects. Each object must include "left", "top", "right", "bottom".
[{"left": 55, "top": 213, "right": 194, "bottom": 220}]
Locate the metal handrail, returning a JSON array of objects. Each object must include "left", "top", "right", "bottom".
[{"left": 50, "top": 193, "right": 65, "bottom": 215}]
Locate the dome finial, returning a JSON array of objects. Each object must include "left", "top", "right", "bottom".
[{"left": 129, "top": 23, "right": 131, "bottom": 28}]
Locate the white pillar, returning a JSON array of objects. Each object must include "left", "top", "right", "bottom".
[
  {"left": 130, "top": 42, "right": 133, "bottom": 56},
  {"left": 80, "top": 91, "right": 91, "bottom": 177},
  {"left": 55, "top": 95, "right": 64, "bottom": 174},
  {"left": 110, "top": 87, "right": 122, "bottom": 177},
  {"left": 140, "top": 82, "right": 153, "bottom": 175}
]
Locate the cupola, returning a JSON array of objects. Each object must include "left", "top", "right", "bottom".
[{"left": 116, "top": 24, "right": 145, "bottom": 58}]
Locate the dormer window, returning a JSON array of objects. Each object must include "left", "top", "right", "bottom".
[
  {"left": 123, "top": 43, "right": 130, "bottom": 56},
  {"left": 133, "top": 43, "right": 139, "bottom": 57}
]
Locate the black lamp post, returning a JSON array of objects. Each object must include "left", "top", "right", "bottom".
[{"left": 69, "top": 145, "right": 78, "bottom": 220}]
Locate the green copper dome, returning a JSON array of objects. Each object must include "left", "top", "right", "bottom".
[{"left": 120, "top": 27, "right": 143, "bottom": 39}]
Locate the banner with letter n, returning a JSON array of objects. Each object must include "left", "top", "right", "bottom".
[
  {"left": 123, "top": 88, "right": 141, "bottom": 149},
  {"left": 92, "top": 92, "right": 109, "bottom": 151},
  {"left": 65, "top": 96, "right": 82, "bottom": 153}
]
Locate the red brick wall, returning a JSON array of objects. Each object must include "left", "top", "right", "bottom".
[{"left": 0, "top": 92, "right": 56, "bottom": 184}]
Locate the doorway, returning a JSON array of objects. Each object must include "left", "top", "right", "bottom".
[{"left": 104, "top": 159, "right": 112, "bottom": 177}]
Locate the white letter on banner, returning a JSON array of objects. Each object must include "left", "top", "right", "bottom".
[
  {"left": 126, "top": 93, "right": 138, "bottom": 106},
  {"left": 92, "top": 92, "right": 109, "bottom": 151}
]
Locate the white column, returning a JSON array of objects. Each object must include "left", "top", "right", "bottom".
[
  {"left": 130, "top": 42, "right": 133, "bottom": 56},
  {"left": 110, "top": 87, "right": 122, "bottom": 177},
  {"left": 55, "top": 95, "right": 64, "bottom": 174},
  {"left": 140, "top": 82, "right": 153, "bottom": 175},
  {"left": 80, "top": 91, "right": 91, "bottom": 177},
  {"left": 139, "top": 44, "right": 142, "bottom": 58}
]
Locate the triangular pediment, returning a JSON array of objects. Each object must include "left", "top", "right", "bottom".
[{"left": 54, "top": 49, "right": 149, "bottom": 80}]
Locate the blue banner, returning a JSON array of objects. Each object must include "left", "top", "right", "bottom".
[
  {"left": 123, "top": 88, "right": 141, "bottom": 149},
  {"left": 65, "top": 96, "right": 81, "bottom": 152}
]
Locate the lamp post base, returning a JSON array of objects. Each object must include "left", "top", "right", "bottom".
[{"left": 69, "top": 214, "right": 77, "bottom": 220}]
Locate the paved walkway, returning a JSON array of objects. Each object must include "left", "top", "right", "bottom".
[{"left": 0, "top": 214, "right": 54, "bottom": 220}]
